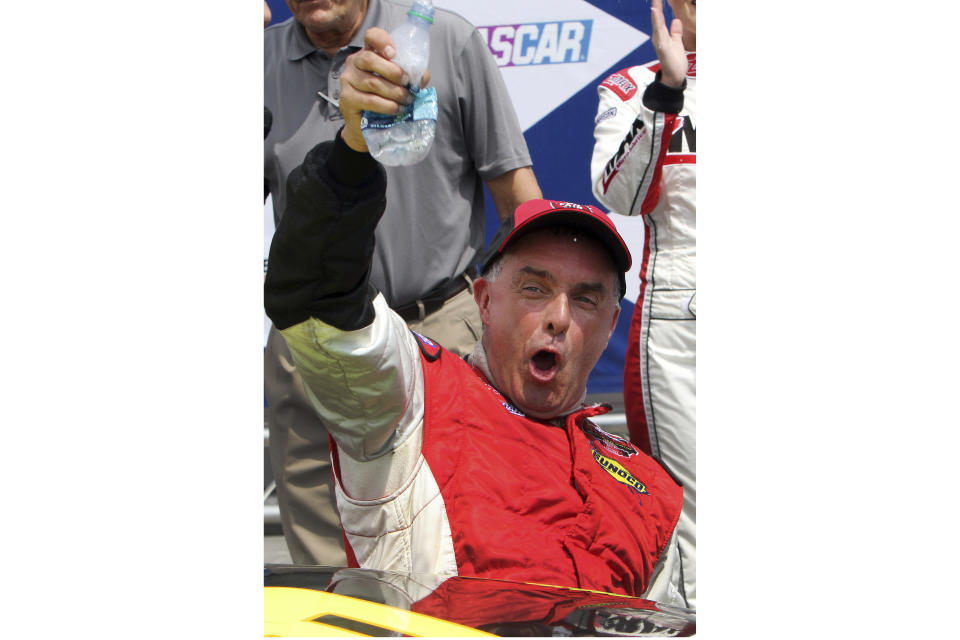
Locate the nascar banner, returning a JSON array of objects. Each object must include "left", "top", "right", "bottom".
[{"left": 265, "top": 0, "right": 668, "bottom": 392}]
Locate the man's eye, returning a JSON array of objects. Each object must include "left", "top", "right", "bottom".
[{"left": 576, "top": 296, "right": 599, "bottom": 307}]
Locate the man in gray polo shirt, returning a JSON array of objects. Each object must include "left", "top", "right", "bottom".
[{"left": 265, "top": 0, "right": 541, "bottom": 566}]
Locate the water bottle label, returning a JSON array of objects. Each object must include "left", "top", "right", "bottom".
[
  {"left": 362, "top": 87, "right": 438, "bottom": 131},
  {"left": 411, "top": 86, "right": 438, "bottom": 121}
]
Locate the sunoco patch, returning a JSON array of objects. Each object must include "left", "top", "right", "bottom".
[{"left": 592, "top": 450, "right": 649, "bottom": 499}]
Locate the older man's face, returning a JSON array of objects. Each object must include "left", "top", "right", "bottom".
[
  {"left": 474, "top": 228, "right": 621, "bottom": 419},
  {"left": 286, "top": 0, "right": 366, "bottom": 36}
]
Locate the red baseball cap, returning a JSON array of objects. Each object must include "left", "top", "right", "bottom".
[{"left": 479, "top": 199, "right": 632, "bottom": 298}]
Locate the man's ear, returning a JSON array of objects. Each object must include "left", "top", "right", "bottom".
[
  {"left": 473, "top": 276, "right": 491, "bottom": 327},
  {"left": 607, "top": 303, "right": 621, "bottom": 341}
]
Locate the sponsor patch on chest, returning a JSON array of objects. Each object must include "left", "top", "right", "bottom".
[
  {"left": 580, "top": 420, "right": 638, "bottom": 458},
  {"left": 579, "top": 419, "right": 648, "bottom": 502},
  {"left": 592, "top": 450, "right": 650, "bottom": 499}
]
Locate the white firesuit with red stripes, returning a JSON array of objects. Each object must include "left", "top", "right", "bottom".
[{"left": 590, "top": 52, "right": 696, "bottom": 608}]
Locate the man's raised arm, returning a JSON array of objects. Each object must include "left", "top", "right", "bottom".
[{"left": 263, "top": 28, "right": 427, "bottom": 462}]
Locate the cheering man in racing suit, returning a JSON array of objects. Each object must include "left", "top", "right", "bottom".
[
  {"left": 264, "top": 25, "right": 687, "bottom": 604},
  {"left": 590, "top": 0, "right": 696, "bottom": 608}
]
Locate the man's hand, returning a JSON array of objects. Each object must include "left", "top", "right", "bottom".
[
  {"left": 650, "top": 0, "right": 687, "bottom": 89},
  {"left": 339, "top": 27, "right": 432, "bottom": 153}
]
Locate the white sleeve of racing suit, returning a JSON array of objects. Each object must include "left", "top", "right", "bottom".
[
  {"left": 640, "top": 525, "right": 686, "bottom": 608},
  {"left": 590, "top": 67, "right": 677, "bottom": 217},
  {"left": 279, "top": 293, "right": 425, "bottom": 470}
]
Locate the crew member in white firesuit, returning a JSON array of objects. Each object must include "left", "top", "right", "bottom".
[
  {"left": 264, "top": 26, "right": 687, "bottom": 603},
  {"left": 590, "top": 0, "right": 697, "bottom": 607}
]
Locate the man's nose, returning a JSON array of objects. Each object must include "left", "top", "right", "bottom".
[{"left": 544, "top": 295, "right": 571, "bottom": 336}]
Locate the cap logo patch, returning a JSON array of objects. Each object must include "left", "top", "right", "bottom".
[{"left": 549, "top": 200, "right": 586, "bottom": 211}]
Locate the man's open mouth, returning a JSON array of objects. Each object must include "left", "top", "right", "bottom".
[{"left": 529, "top": 349, "right": 559, "bottom": 382}]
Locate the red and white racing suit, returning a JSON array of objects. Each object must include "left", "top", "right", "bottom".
[
  {"left": 266, "top": 135, "right": 685, "bottom": 603},
  {"left": 590, "top": 52, "right": 696, "bottom": 608}
]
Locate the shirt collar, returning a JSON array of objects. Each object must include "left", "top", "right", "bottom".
[{"left": 285, "top": 19, "right": 317, "bottom": 61}]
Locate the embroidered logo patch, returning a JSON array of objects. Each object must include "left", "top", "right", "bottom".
[
  {"left": 501, "top": 401, "right": 524, "bottom": 416},
  {"left": 595, "top": 106, "right": 617, "bottom": 125},
  {"left": 414, "top": 332, "right": 438, "bottom": 349},
  {"left": 581, "top": 420, "right": 638, "bottom": 458},
  {"left": 411, "top": 331, "right": 442, "bottom": 361},
  {"left": 601, "top": 70, "right": 637, "bottom": 101},
  {"left": 593, "top": 450, "right": 649, "bottom": 498},
  {"left": 472, "top": 370, "right": 526, "bottom": 417},
  {"left": 550, "top": 200, "right": 586, "bottom": 211}
]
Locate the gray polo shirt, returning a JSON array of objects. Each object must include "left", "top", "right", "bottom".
[{"left": 265, "top": 0, "right": 532, "bottom": 306}]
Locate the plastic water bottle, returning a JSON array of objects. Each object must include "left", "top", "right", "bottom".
[{"left": 361, "top": 0, "right": 437, "bottom": 166}]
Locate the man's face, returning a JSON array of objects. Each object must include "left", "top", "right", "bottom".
[
  {"left": 474, "top": 228, "right": 621, "bottom": 420},
  {"left": 666, "top": 0, "right": 697, "bottom": 33},
  {"left": 286, "top": 0, "right": 366, "bottom": 35}
]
